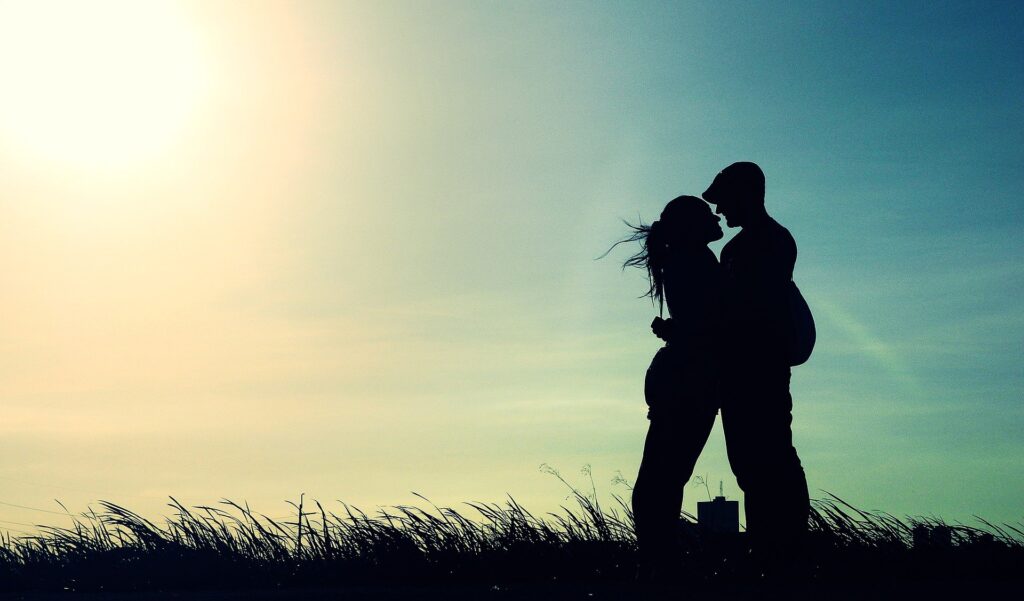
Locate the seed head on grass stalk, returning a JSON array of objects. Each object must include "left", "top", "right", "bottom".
[{"left": 1, "top": 487, "right": 1022, "bottom": 592}]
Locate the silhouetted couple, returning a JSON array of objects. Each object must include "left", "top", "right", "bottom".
[{"left": 620, "top": 162, "right": 810, "bottom": 580}]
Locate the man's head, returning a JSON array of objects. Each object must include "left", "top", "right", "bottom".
[{"left": 702, "top": 162, "right": 765, "bottom": 228}]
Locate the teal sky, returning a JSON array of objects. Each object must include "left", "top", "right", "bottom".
[{"left": 0, "top": 0, "right": 1021, "bottom": 534}]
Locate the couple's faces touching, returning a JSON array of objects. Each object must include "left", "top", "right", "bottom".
[
  {"left": 710, "top": 193, "right": 763, "bottom": 229},
  {"left": 701, "top": 202, "right": 724, "bottom": 243},
  {"left": 661, "top": 196, "right": 723, "bottom": 246},
  {"left": 713, "top": 199, "right": 741, "bottom": 228}
]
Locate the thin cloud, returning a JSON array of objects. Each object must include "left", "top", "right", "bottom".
[{"left": 809, "top": 294, "right": 924, "bottom": 398}]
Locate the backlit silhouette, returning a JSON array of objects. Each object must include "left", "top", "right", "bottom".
[
  {"left": 611, "top": 195, "right": 724, "bottom": 580},
  {"left": 703, "top": 161, "right": 811, "bottom": 571},
  {"left": 612, "top": 163, "right": 814, "bottom": 581}
]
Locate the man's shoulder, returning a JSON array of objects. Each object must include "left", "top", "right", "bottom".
[
  {"left": 764, "top": 215, "right": 792, "bottom": 236},
  {"left": 763, "top": 217, "right": 796, "bottom": 252}
]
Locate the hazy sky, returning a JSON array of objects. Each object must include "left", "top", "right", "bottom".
[{"left": 0, "top": 0, "right": 1021, "bottom": 535}]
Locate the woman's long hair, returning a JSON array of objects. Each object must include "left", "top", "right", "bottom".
[
  {"left": 627, "top": 219, "right": 669, "bottom": 314},
  {"left": 600, "top": 218, "right": 670, "bottom": 316},
  {"left": 601, "top": 195, "right": 706, "bottom": 316}
]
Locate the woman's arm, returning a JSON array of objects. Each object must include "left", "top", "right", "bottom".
[{"left": 657, "top": 248, "right": 720, "bottom": 345}]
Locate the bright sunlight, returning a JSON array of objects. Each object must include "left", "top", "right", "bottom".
[{"left": 0, "top": 0, "right": 208, "bottom": 170}]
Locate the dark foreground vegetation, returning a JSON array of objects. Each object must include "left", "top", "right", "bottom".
[{"left": 1, "top": 474, "right": 1021, "bottom": 599}]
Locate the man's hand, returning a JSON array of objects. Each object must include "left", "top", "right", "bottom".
[{"left": 651, "top": 317, "right": 675, "bottom": 343}]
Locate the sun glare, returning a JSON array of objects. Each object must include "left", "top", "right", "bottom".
[{"left": 0, "top": 0, "right": 208, "bottom": 170}]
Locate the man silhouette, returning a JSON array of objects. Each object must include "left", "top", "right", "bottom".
[{"left": 702, "top": 162, "right": 810, "bottom": 570}]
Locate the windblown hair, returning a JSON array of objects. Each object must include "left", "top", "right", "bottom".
[
  {"left": 601, "top": 195, "right": 709, "bottom": 317},
  {"left": 602, "top": 218, "right": 670, "bottom": 316}
]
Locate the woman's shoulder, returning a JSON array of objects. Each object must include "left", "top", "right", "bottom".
[
  {"left": 687, "top": 247, "right": 721, "bottom": 276},
  {"left": 664, "top": 248, "right": 719, "bottom": 281},
  {"left": 669, "top": 246, "right": 719, "bottom": 266},
  {"left": 663, "top": 247, "right": 722, "bottom": 301}
]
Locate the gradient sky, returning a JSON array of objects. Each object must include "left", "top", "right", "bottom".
[{"left": 0, "top": 0, "right": 1021, "bottom": 536}]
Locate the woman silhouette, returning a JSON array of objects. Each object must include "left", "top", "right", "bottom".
[{"left": 616, "top": 195, "right": 724, "bottom": 579}]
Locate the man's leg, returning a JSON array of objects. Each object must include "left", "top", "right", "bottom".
[{"left": 722, "top": 369, "right": 809, "bottom": 569}]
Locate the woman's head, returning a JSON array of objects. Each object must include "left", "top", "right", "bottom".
[
  {"left": 656, "top": 195, "right": 724, "bottom": 248},
  {"left": 641, "top": 196, "right": 723, "bottom": 275},
  {"left": 607, "top": 195, "right": 722, "bottom": 313}
]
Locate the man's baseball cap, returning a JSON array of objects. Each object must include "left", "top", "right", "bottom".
[{"left": 702, "top": 161, "right": 765, "bottom": 204}]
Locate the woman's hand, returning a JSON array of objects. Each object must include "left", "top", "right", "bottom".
[{"left": 651, "top": 317, "right": 675, "bottom": 343}]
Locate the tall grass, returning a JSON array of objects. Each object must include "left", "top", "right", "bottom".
[{"left": 1, "top": 473, "right": 1021, "bottom": 593}]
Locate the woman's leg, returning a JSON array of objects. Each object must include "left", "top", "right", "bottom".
[{"left": 632, "top": 404, "right": 717, "bottom": 577}]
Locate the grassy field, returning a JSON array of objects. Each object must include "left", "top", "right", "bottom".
[{"left": 1, "top": 473, "right": 1021, "bottom": 599}]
